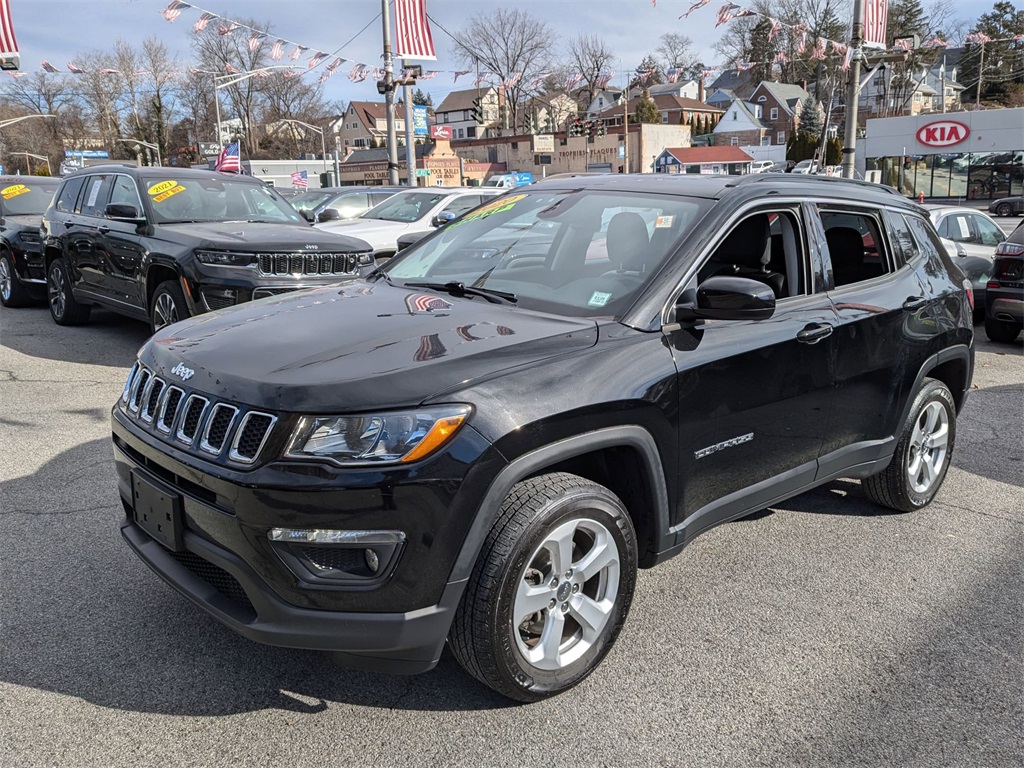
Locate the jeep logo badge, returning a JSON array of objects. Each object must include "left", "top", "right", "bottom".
[{"left": 170, "top": 363, "right": 195, "bottom": 381}]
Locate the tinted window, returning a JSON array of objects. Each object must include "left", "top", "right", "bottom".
[
  {"left": 79, "top": 175, "right": 114, "bottom": 217},
  {"left": 109, "top": 175, "right": 144, "bottom": 213},
  {"left": 937, "top": 213, "right": 974, "bottom": 243},
  {"left": 361, "top": 191, "right": 449, "bottom": 222},
  {"left": 970, "top": 214, "right": 1005, "bottom": 247},
  {"left": 905, "top": 214, "right": 950, "bottom": 264},
  {"left": 441, "top": 195, "right": 484, "bottom": 218},
  {"left": 329, "top": 192, "right": 369, "bottom": 217},
  {"left": 0, "top": 181, "right": 58, "bottom": 216},
  {"left": 55, "top": 177, "right": 86, "bottom": 213},
  {"left": 885, "top": 210, "right": 918, "bottom": 266},
  {"left": 819, "top": 208, "right": 892, "bottom": 287}
]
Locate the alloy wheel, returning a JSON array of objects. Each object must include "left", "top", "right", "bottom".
[
  {"left": 0, "top": 257, "right": 11, "bottom": 301},
  {"left": 48, "top": 264, "right": 65, "bottom": 318},
  {"left": 153, "top": 291, "right": 179, "bottom": 331},
  {"left": 513, "top": 517, "right": 620, "bottom": 671},
  {"left": 906, "top": 400, "right": 950, "bottom": 494}
]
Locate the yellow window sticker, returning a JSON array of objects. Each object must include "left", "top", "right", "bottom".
[
  {"left": 148, "top": 180, "right": 178, "bottom": 196},
  {"left": 152, "top": 185, "right": 187, "bottom": 203},
  {"left": 1, "top": 184, "right": 29, "bottom": 200},
  {"left": 457, "top": 193, "right": 527, "bottom": 225}
]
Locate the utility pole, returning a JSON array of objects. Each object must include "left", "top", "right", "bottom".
[
  {"left": 975, "top": 41, "right": 985, "bottom": 107},
  {"left": 403, "top": 60, "right": 416, "bottom": 186},
  {"left": 622, "top": 67, "right": 630, "bottom": 174},
  {"left": 841, "top": 0, "right": 863, "bottom": 179},
  {"left": 940, "top": 54, "right": 947, "bottom": 113},
  {"left": 381, "top": 0, "right": 399, "bottom": 185}
]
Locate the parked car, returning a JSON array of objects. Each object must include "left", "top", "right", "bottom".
[
  {"left": 765, "top": 161, "right": 789, "bottom": 173},
  {"left": 315, "top": 187, "right": 503, "bottom": 261},
  {"left": 113, "top": 173, "right": 974, "bottom": 702},
  {"left": 0, "top": 176, "right": 60, "bottom": 307},
  {"left": 988, "top": 195, "right": 1024, "bottom": 218},
  {"left": 748, "top": 160, "right": 776, "bottom": 174},
  {"left": 927, "top": 205, "right": 1006, "bottom": 318},
  {"left": 790, "top": 159, "right": 819, "bottom": 174},
  {"left": 984, "top": 221, "right": 1024, "bottom": 343},
  {"left": 290, "top": 186, "right": 404, "bottom": 224},
  {"left": 41, "top": 165, "right": 374, "bottom": 332},
  {"left": 483, "top": 172, "right": 534, "bottom": 188}
]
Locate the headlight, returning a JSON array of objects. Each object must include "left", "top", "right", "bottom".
[
  {"left": 284, "top": 405, "right": 471, "bottom": 466},
  {"left": 195, "top": 250, "right": 256, "bottom": 267},
  {"left": 356, "top": 252, "right": 374, "bottom": 266}
]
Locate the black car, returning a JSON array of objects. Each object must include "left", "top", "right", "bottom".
[
  {"left": 291, "top": 186, "right": 405, "bottom": 223},
  {"left": 984, "top": 222, "right": 1024, "bottom": 343},
  {"left": 40, "top": 165, "right": 374, "bottom": 331},
  {"left": 0, "top": 176, "right": 61, "bottom": 307},
  {"left": 988, "top": 195, "right": 1024, "bottom": 218},
  {"left": 113, "top": 174, "right": 974, "bottom": 702}
]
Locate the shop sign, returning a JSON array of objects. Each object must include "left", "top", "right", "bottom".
[
  {"left": 916, "top": 121, "right": 969, "bottom": 148},
  {"left": 430, "top": 125, "right": 453, "bottom": 140}
]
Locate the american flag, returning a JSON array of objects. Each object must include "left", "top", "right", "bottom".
[
  {"left": 217, "top": 22, "right": 239, "bottom": 36},
  {"left": 863, "top": 0, "right": 888, "bottom": 47},
  {"left": 393, "top": 0, "right": 436, "bottom": 60},
  {"left": 290, "top": 45, "right": 308, "bottom": 61},
  {"left": 215, "top": 141, "right": 240, "bottom": 173},
  {"left": 161, "top": 1, "right": 190, "bottom": 22},
  {"left": 41, "top": 60, "right": 60, "bottom": 73},
  {"left": 0, "top": 0, "right": 20, "bottom": 65},
  {"left": 270, "top": 39, "right": 285, "bottom": 60},
  {"left": 248, "top": 32, "right": 264, "bottom": 52},
  {"left": 67, "top": 62, "right": 85, "bottom": 74},
  {"left": 290, "top": 170, "right": 308, "bottom": 189},
  {"left": 193, "top": 12, "right": 216, "bottom": 32},
  {"left": 308, "top": 51, "right": 328, "bottom": 68}
]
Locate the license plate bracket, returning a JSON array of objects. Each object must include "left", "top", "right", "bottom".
[{"left": 131, "top": 471, "right": 184, "bottom": 552}]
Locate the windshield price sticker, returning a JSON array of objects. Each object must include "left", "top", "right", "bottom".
[
  {"left": 148, "top": 180, "right": 186, "bottom": 203},
  {"left": 588, "top": 291, "right": 612, "bottom": 307},
  {"left": 655, "top": 215, "right": 674, "bottom": 228},
  {"left": 458, "top": 193, "right": 527, "bottom": 226},
  {"left": 1, "top": 184, "right": 29, "bottom": 199}
]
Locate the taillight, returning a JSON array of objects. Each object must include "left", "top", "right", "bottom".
[
  {"left": 987, "top": 280, "right": 1000, "bottom": 290},
  {"left": 995, "top": 242, "right": 1024, "bottom": 256},
  {"left": 964, "top": 279, "right": 974, "bottom": 310}
]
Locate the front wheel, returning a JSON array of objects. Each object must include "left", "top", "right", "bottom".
[
  {"left": 985, "top": 317, "right": 1022, "bottom": 344},
  {"left": 0, "top": 251, "right": 32, "bottom": 308},
  {"left": 47, "top": 258, "right": 91, "bottom": 325},
  {"left": 449, "top": 473, "right": 637, "bottom": 702},
  {"left": 996, "top": 203, "right": 1013, "bottom": 217},
  {"left": 863, "top": 379, "right": 956, "bottom": 512},
  {"left": 150, "top": 279, "right": 190, "bottom": 333}
]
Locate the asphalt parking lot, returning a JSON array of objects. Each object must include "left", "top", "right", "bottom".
[{"left": 1, "top": 298, "right": 1021, "bottom": 767}]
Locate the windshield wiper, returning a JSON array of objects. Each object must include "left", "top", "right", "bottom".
[{"left": 402, "top": 281, "right": 517, "bottom": 304}]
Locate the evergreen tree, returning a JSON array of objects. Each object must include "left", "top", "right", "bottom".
[
  {"left": 797, "top": 96, "right": 822, "bottom": 136},
  {"left": 747, "top": 19, "right": 779, "bottom": 86},
  {"left": 631, "top": 55, "right": 663, "bottom": 89},
  {"left": 960, "top": 1, "right": 1024, "bottom": 105},
  {"left": 632, "top": 92, "right": 661, "bottom": 124},
  {"left": 411, "top": 88, "right": 433, "bottom": 107}
]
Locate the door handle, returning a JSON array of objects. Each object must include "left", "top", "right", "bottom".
[
  {"left": 98, "top": 226, "right": 110, "bottom": 234},
  {"left": 902, "top": 296, "right": 927, "bottom": 311},
  {"left": 797, "top": 323, "right": 834, "bottom": 344},
  {"left": 64, "top": 221, "right": 75, "bottom": 228}
]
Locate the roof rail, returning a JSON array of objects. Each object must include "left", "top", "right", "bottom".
[{"left": 731, "top": 173, "right": 903, "bottom": 197}]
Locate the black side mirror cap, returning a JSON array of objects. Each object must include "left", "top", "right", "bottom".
[
  {"left": 317, "top": 208, "right": 341, "bottom": 222},
  {"left": 674, "top": 275, "right": 776, "bottom": 323},
  {"left": 105, "top": 203, "right": 144, "bottom": 222}
]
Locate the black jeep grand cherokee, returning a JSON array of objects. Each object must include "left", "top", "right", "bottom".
[
  {"left": 113, "top": 175, "right": 974, "bottom": 701},
  {"left": 41, "top": 165, "right": 373, "bottom": 331}
]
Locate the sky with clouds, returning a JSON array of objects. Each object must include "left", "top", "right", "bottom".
[{"left": 15, "top": 0, "right": 1001, "bottom": 109}]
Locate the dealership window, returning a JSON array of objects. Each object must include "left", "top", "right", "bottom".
[
  {"left": 770, "top": 107, "right": 778, "bottom": 120},
  {"left": 867, "top": 151, "right": 1022, "bottom": 200}
]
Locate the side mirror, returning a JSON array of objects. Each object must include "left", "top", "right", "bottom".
[
  {"left": 676, "top": 276, "right": 776, "bottom": 322},
  {"left": 105, "top": 203, "right": 144, "bottom": 222},
  {"left": 431, "top": 211, "right": 457, "bottom": 228},
  {"left": 300, "top": 210, "right": 315, "bottom": 222},
  {"left": 316, "top": 208, "right": 341, "bottom": 222}
]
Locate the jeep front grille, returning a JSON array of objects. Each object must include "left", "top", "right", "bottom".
[
  {"left": 257, "top": 252, "right": 359, "bottom": 277},
  {"left": 119, "top": 363, "right": 277, "bottom": 466}
]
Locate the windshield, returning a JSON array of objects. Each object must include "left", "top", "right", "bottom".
[
  {"left": 290, "top": 190, "right": 335, "bottom": 215},
  {"left": 385, "top": 189, "right": 711, "bottom": 317},
  {"left": 1, "top": 181, "right": 59, "bottom": 216},
  {"left": 360, "top": 190, "right": 449, "bottom": 223},
  {"left": 141, "top": 175, "right": 306, "bottom": 225}
]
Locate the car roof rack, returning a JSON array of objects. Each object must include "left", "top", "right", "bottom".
[{"left": 729, "top": 173, "right": 904, "bottom": 197}]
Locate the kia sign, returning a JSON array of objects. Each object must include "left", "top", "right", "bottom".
[
  {"left": 430, "top": 125, "right": 453, "bottom": 140},
  {"left": 916, "top": 121, "right": 969, "bottom": 148}
]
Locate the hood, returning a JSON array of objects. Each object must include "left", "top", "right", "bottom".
[
  {"left": 141, "top": 279, "right": 598, "bottom": 413},
  {"left": 315, "top": 218, "right": 416, "bottom": 250},
  {"left": 157, "top": 221, "right": 372, "bottom": 252},
  {"left": 5, "top": 214, "right": 45, "bottom": 228}
]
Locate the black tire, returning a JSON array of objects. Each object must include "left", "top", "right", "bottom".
[
  {"left": 984, "top": 317, "right": 1022, "bottom": 344},
  {"left": 150, "top": 279, "right": 190, "bottom": 333},
  {"left": 996, "top": 203, "right": 1012, "bottom": 217},
  {"left": 47, "top": 258, "right": 91, "bottom": 326},
  {"left": 863, "top": 379, "right": 956, "bottom": 513},
  {"left": 449, "top": 472, "right": 637, "bottom": 702},
  {"left": 0, "top": 250, "right": 32, "bottom": 308}
]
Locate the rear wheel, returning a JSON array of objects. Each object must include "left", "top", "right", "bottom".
[
  {"left": 150, "top": 279, "right": 190, "bottom": 333},
  {"left": 449, "top": 473, "right": 637, "bottom": 702},
  {"left": 0, "top": 251, "right": 32, "bottom": 308},
  {"left": 985, "top": 317, "right": 1022, "bottom": 343},
  {"left": 863, "top": 379, "right": 956, "bottom": 512},
  {"left": 47, "top": 258, "right": 91, "bottom": 325},
  {"left": 996, "top": 203, "right": 1013, "bottom": 217}
]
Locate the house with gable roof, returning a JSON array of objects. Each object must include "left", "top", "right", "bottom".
[
  {"left": 747, "top": 81, "right": 817, "bottom": 147},
  {"left": 712, "top": 99, "right": 772, "bottom": 147}
]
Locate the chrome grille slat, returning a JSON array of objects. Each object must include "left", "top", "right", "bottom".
[
  {"left": 121, "top": 362, "right": 141, "bottom": 404},
  {"left": 176, "top": 395, "right": 209, "bottom": 446},
  {"left": 256, "top": 252, "right": 359, "bottom": 277},
  {"left": 157, "top": 386, "right": 184, "bottom": 434},
  {"left": 199, "top": 404, "right": 239, "bottom": 455},
  {"left": 229, "top": 412, "right": 277, "bottom": 465},
  {"left": 129, "top": 370, "right": 151, "bottom": 413},
  {"left": 141, "top": 378, "right": 166, "bottom": 423}
]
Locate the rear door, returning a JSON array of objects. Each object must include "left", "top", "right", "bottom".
[
  {"left": 65, "top": 174, "right": 114, "bottom": 299},
  {"left": 810, "top": 203, "right": 927, "bottom": 478}
]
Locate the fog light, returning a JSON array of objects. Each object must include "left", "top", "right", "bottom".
[{"left": 364, "top": 548, "right": 379, "bottom": 573}]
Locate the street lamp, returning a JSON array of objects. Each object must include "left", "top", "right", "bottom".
[
  {"left": 123, "top": 138, "right": 162, "bottom": 167},
  {"left": 277, "top": 118, "right": 327, "bottom": 174},
  {"left": 213, "top": 66, "right": 301, "bottom": 147},
  {"left": 0, "top": 113, "right": 56, "bottom": 130},
  {"left": 11, "top": 151, "right": 50, "bottom": 175}
]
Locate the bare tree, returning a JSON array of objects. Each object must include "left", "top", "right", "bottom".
[
  {"left": 1, "top": 72, "right": 79, "bottom": 168},
  {"left": 657, "top": 32, "right": 701, "bottom": 78},
  {"left": 451, "top": 8, "right": 556, "bottom": 132},
  {"left": 567, "top": 34, "right": 615, "bottom": 106}
]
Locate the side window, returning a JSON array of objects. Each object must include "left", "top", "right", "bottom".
[
  {"left": 905, "top": 214, "right": 950, "bottom": 264},
  {"left": 939, "top": 213, "right": 974, "bottom": 243},
  {"left": 696, "top": 209, "right": 808, "bottom": 299},
  {"left": 331, "top": 192, "right": 369, "bottom": 217},
  {"left": 109, "top": 175, "right": 143, "bottom": 213},
  {"left": 441, "top": 194, "right": 483, "bottom": 218},
  {"left": 55, "top": 177, "right": 86, "bottom": 213},
  {"left": 971, "top": 214, "right": 1005, "bottom": 247},
  {"left": 79, "top": 175, "right": 114, "bottom": 217},
  {"left": 819, "top": 208, "right": 892, "bottom": 288},
  {"left": 885, "top": 210, "right": 918, "bottom": 266}
]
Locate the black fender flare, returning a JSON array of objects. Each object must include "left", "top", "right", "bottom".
[
  {"left": 445, "top": 425, "right": 671, "bottom": 585},
  {"left": 898, "top": 343, "right": 974, "bottom": 428}
]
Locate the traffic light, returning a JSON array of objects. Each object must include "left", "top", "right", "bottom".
[
  {"left": 568, "top": 115, "right": 583, "bottom": 137},
  {"left": 902, "top": 155, "right": 912, "bottom": 169},
  {"left": 471, "top": 97, "right": 484, "bottom": 125},
  {"left": 596, "top": 122, "right": 607, "bottom": 137},
  {"left": 525, "top": 112, "right": 536, "bottom": 133}
]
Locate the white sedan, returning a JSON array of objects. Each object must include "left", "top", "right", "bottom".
[
  {"left": 927, "top": 205, "right": 1007, "bottom": 319},
  {"left": 316, "top": 188, "right": 502, "bottom": 260}
]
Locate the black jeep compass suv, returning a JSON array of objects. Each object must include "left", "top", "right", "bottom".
[
  {"left": 41, "top": 165, "right": 373, "bottom": 331},
  {"left": 0, "top": 176, "right": 60, "bottom": 307},
  {"left": 112, "top": 175, "right": 975, "bottom": 701}
]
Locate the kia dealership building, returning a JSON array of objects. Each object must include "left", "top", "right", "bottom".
[{"left": 858, "top": 107, "right": 1023, "bottom": 201}]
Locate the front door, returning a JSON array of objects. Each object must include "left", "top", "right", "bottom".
[
  {"left": 99, "top": 174, "right": 148, "bottom": 310},
  {"left": 670, "top": 205, "right": 836, "bottom": 541}
]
